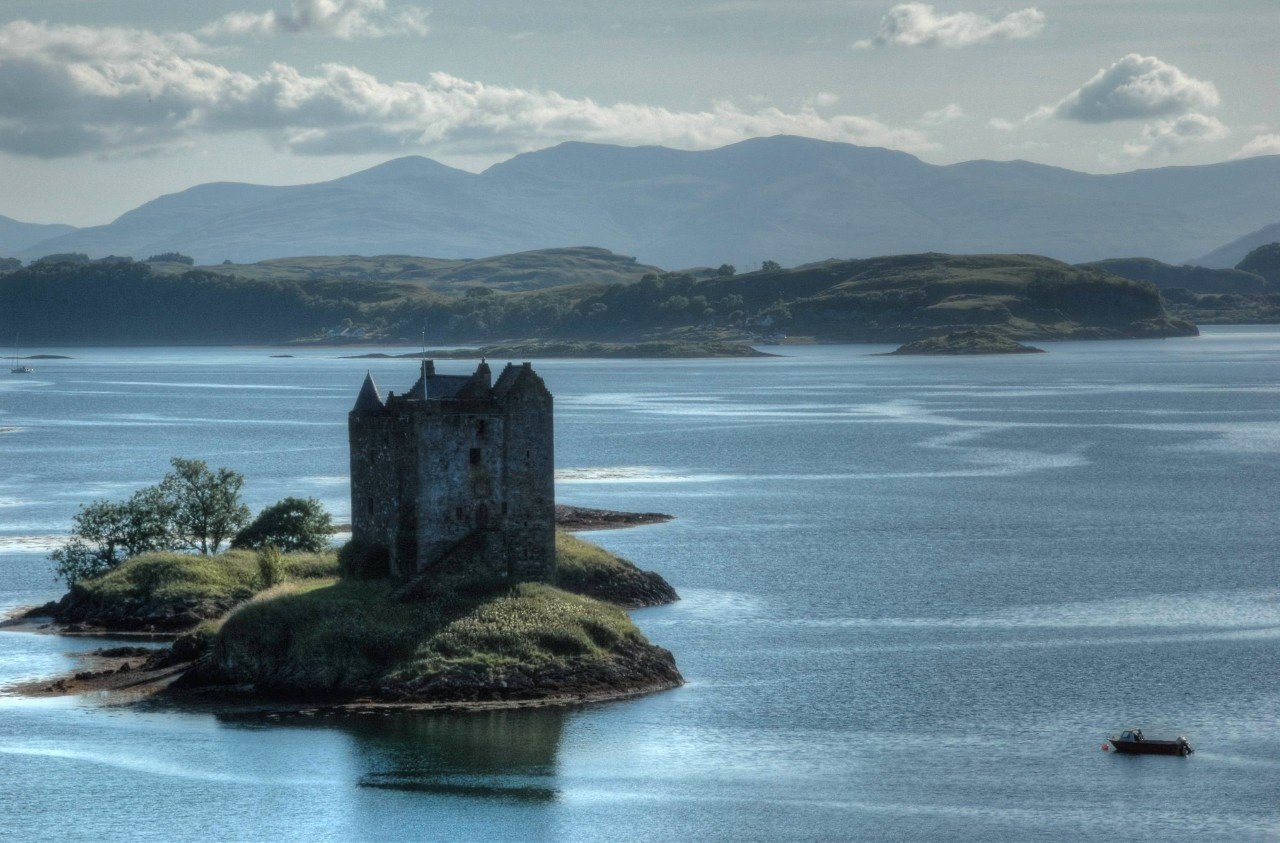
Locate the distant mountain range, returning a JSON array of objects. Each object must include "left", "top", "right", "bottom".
[
  {"left": 9, "top": 136, "right": 1280, "bottom": 268},
  {"left": 0, "top": 214, "right": 76, "bottom": 254},
  {"left": 1195, "top": 222, "right": 1280, "bottom": 268}
]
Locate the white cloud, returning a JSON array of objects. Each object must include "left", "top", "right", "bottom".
[
  {"left": 1052, "top": 54, "right": 1219, "bottom": 124},
  {"left": 919, "top": 103, "right": 964, "bottom": 126},
  {"left": 1232, "top": 133, "right": 1280, "bottom": 159},
  {"left": 856, "top": 3, "right": 1044, "bottom": 49},
  {"left": 805, "top": 92, "right": 840, "bottom": 109},
  {"left": 1123, "top": 113, "right": 1229, "bottom": 158},
  {"left": 203, "top": 0, "right": 430, "bottom": 39},
  {"left": 0, "top": 20, "right": 937, "bottom": 159},
  {"left": 992, "top": 54, "right": 1224, "bottom": 150}
]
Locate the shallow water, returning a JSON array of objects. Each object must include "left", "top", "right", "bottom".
[{"left": 1, "top": 328, "right": 1278, "bottom": 840}]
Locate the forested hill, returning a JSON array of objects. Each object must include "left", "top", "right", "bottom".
[{"left": 0, "top": 252, "right": 1195, "bottom": 346}]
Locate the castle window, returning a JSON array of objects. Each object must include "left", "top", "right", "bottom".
[
  {"left": 470, "top": 447, "right": 481, "bottom": 465},
  {"left": 455, "top": 506, "right": 464, "bottom": 521},
  {"left": 366, "top": 497, "right": 374, "bottom": 515},
  {"left": 477, "top": 419, "right": 487, "bottom": 437}
]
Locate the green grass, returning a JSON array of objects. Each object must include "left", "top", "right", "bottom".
[
  {"left": 64, "top": 550, "right": 339, "bottom": 629},
  {"left": 211, "top": 577, "right": 648, "bottom": 691},
  {"left": 554, "top": 532, "right": 678, "bottom": 607}
]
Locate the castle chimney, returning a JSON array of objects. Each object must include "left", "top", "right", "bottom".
[
  {"left": 422, "top": 359, "right": 435, "bottom": 380},
  {"left": 475, "top": 358, "right": 492, "bottom": 389}
]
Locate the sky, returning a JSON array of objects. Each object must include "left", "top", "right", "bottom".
[{"left": 0, "top": 0, "right": 1276, "bottom": 226}]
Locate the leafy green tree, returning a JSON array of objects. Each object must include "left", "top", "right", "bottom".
[
  {"left": 716, "top": 264, "right": 737, "bottom": 277},
  {"left": 160, "top": 457, "right": 250, "bottom": 555},
  {"left": 233, "top": 497, "right": 333, "bottom": 552},
  {"left": 0, "top": 257, "right": 21, "bottom": 271},
  {"left": 51, "top": 487, "right": 174, "bottom": 585},
  {"left": 761, "top": 260, "right": 782, "bottom": 272},
  {"left": 144, "top": 252, "right": 195, "bottom": 265}
]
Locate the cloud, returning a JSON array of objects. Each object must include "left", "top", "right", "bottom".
[
  {"left": 0, "top": 20, "right": 936, "bottom": 159},
  {"left": 203, "top": 0, "right": 430, "bottom": 39},
  {"left": 991, "top": 54, "right": 1225, "bottom": 155},
  {"left": 1052, "top": 54, "right": 1219, "bottom": 124},
  {"left": 856, "top": 3, "right": 1044, "bottom": 49},
  {"left": 1232, "top": 133, "right": 1280, "bottom": 159},
  {"left": 919, "top": 103, "right": 964, "bottom": 126},
  {"left": 1123, "top": 113, "right": 1229, "bottom": 158}
]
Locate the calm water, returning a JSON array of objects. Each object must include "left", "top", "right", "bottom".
[{"left": 1, "top": 328, "right": 1278, "bottom": 841}]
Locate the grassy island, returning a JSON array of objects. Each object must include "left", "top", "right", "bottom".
[
  {"left": 887, "top": 330, "right": 1046, "bottom": 356},
  {"left": 26, "top": 532, "right": 681, "bottom": 708}
]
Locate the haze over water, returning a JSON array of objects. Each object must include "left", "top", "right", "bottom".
[{"left": 1, "top": 327, "right": 1278, "bottom": 840}]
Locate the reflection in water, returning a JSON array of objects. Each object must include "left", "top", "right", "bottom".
[{"left": 230, "top": 709, "right": 567, "bottom": 803}]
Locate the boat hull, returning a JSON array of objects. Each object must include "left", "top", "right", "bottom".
[{"left": 1109, "top": 739, "right": 1191, "bottom": 756}]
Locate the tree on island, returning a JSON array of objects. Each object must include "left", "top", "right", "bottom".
[
  {"left": 761, "top": 260, "right": 782, "bottom": 272},
  {"left": 232, "top": 496, "right": 333, "bottom": 552},
  {"left": 51, "top": 457, "right": 255, "bottom": 584},
  {"left": 161, "top": 458, "right": 251, "bottom": 555}
]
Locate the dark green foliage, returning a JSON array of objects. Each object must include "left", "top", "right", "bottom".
[
  {"left": 1, "top": 251, "right": 1195, "bottom": 346},
  {"left": 51, "top": 487, "right": 175, "bottom": 585},
  {"left": 1236, "top": 243, "right": 1280, "bottom": 284},
  {"left": 1082, "top": 258, "right": 1268, "bottom": 294},
  {"left": 145, "top": 252, "right": 195, "bottom": 265},
  {"left": 716, "top": 264, "right": 736, "bottom": 277},
  {"left": 0, "top": 257, "right": 20, "bottom": 271},
  {"left": 50, "top": 456, "right": 251, "bottom": 583},
  {"left": 33, "top": 252, "right": 89, "bottom": 265},
  {"left": 338, "top": 539, "right": 391, "bottom": 580},
  {"left": 233, "top": 496, "right": 333, "bottom": 552},
  {"left": 761, "top": 260, "right": 782, "bottom": 272},
  {"left": 257, "top": 546, "right": 286, "bottom": 589},
  {"left": 161, "top": 457, "right": 250, "bottom": 555}
]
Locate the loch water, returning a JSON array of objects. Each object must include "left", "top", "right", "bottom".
[{"left": 0, "top": 327, "right": 1277, "bottom": 841}]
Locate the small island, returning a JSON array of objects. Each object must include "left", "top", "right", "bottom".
[
  {"left": 341, "top": 340, "right": 771, "bottom": 359},
  {"left": 6, "top": 361, "right": 683, "bottom": 712},
  {"left": 887, "top": 330, "right": 1046, "bottom": 356}
]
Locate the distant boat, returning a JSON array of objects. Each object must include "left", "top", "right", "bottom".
[
  {"left": 10, "top": 337, "right": 34, "bottom": 374},
  {"left": 1106, "top": 729, "right": 1194, "bottom": 756}
]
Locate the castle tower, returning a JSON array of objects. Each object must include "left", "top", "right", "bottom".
[{"left": 348, "top": 361, "right": 555, "bottom": 581}]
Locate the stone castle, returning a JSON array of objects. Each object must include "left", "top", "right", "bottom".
[{"left": 348, "top": 360, "right": 555, "bottom": 580}]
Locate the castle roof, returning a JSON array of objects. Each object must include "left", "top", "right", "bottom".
[
  {"left": 357, "top": 360, "right": 545, "bottom": 415},
  {"left": 351, "top": 372, "right": 385, "bottom": 415}
]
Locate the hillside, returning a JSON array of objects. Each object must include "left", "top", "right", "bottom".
[
  {"left": 0, "top": 252, "right": 1195, "bottom": 346},
  {"left": 0, "top": 214, "right": 76, "bottom": 255},
  {"left": 1081, "top": 258, "right": 1270, "bottom": 294},
  {"left": 151, "top": 247, "right": 662, "bottom": 293},
  {"left": 15, "top": 138, "right": 1280, "bottom": 268},
  {"left": 1195, "top": 222, "right": 1280, "bottom": 268}
]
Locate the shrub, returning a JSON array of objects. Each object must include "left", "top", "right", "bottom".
[
  {"left": 257, "top": 546, "right": 286, "bottom": 589},
  {"left": 233, "top": 497, "right": 333, "bottom": 552},
  {"left": 338, "top": 539, "right": 391, "bottom": 580}
]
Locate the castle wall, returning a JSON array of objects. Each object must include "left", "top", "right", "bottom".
[
  {"left": 500, "top": 377, "right": 555, "bottom": 580},
  {"left": 349, "top": 362, "right": 555, "bottom": 582},
  {"left": 414, "top": 406, "right": 507, "bottom": 578},
  {"left": 349, "top": 410, "right": 419, "bottom": 577}
]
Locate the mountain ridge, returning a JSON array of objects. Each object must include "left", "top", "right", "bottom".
[{"left": 12, "top": 137, "right": 1280, "bottom": 268}]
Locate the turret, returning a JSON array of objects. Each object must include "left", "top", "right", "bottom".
[{"left": 351, "top": 372, "right": 384, "bottom": 414}]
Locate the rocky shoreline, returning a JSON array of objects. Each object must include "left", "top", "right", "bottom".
[
  {"left": 2, "top": 516, "right": 683, "bottom": 712},
  {"left": 9, "top": 642, "right": 682, "bottom": 714}
]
